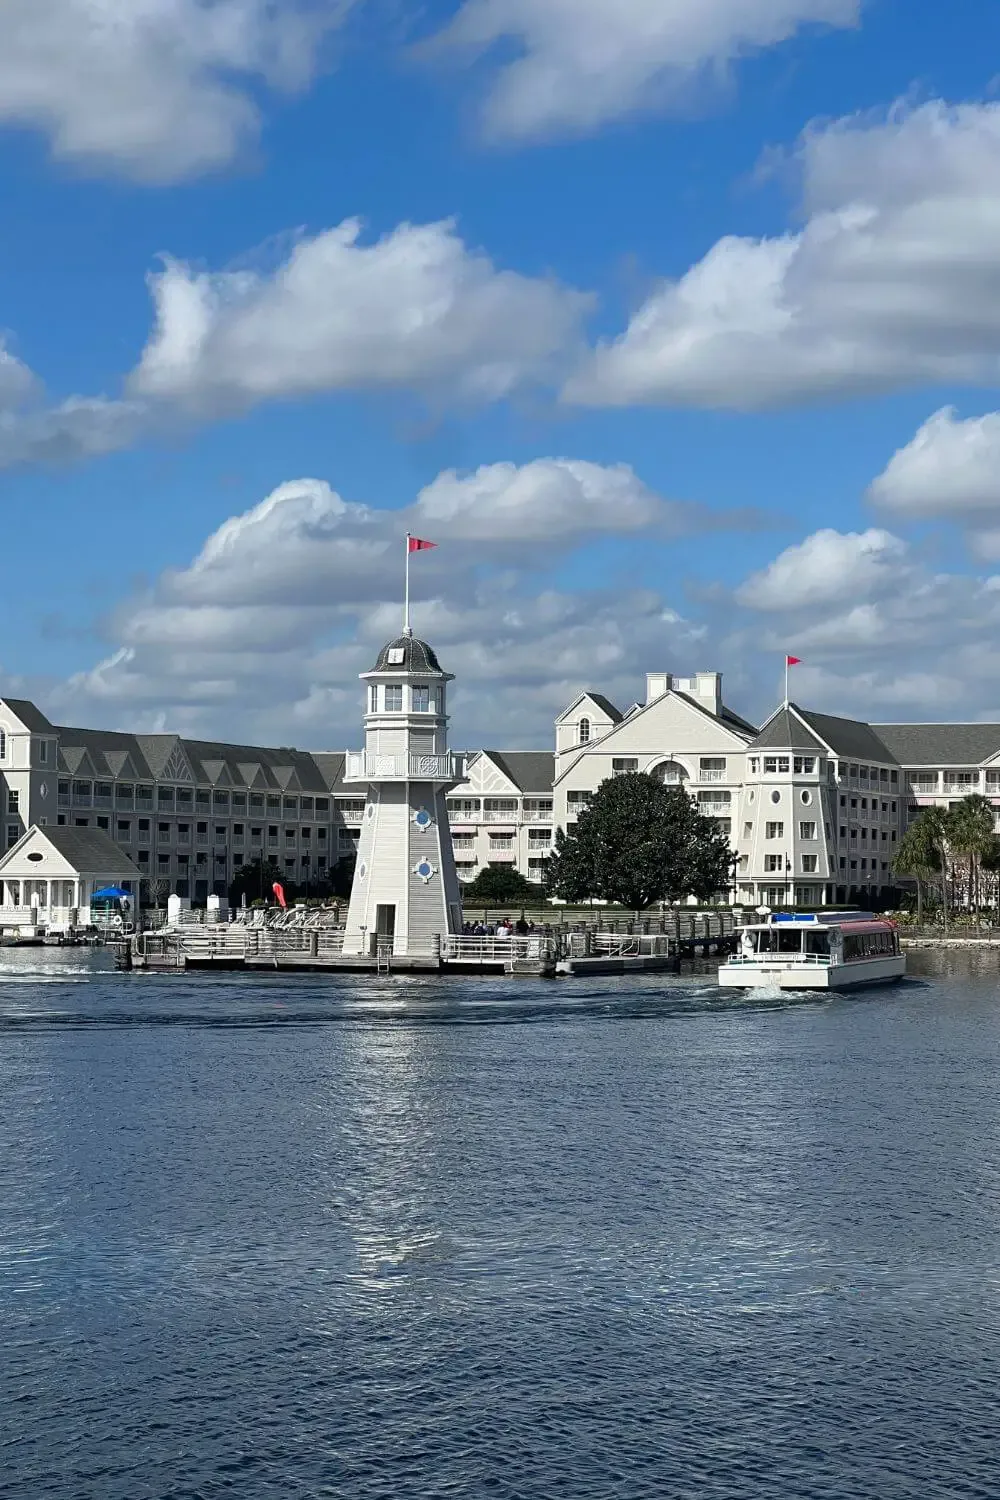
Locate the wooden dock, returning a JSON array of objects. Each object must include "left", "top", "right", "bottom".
[{"left": 116, "top": 910, "right": 737, "bottom": 979}]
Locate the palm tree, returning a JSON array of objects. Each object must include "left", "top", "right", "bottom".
[
  {"left": 892, "top": 812, "right": 943, "bottom": 923},
  {"left": 946, "top": 795, "right": 996, "bottom": 914}
]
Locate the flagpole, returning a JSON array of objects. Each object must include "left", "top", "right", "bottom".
[
  {"left": 404, "top": 533, "right": 411, "bottom": 637},
  {"left": 784, "top": 655, "right": 789, "bottom": 707}
]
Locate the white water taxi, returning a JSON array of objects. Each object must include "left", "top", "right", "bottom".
[{"left": 718, "top": 912, "right": 905, "bottom": 990}]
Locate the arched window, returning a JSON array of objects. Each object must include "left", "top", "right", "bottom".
[
  {"left": 578, "top": 718, "right": 591, "bottom": 745},
  {"left": 651, "top": 759, "right": 688, "bottom": 787}
]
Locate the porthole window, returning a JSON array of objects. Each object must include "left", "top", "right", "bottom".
[
  {"left": 366, "top": 804, "right": 374, "bottom": 820},
  {"left": 27, "top": 852, "right": 43, "bottom": 863},
  {"left": 748, "top": 791, "right": 755, "bottom": 804},
  {"left": 801, "top": 790, "right": 812, "bottom": 805},
  {"left": 358, "top": 863, "right": 367, "bottom": 880},
  {"left": 770, "top": 790, "right": 781, "bottom": 804}
]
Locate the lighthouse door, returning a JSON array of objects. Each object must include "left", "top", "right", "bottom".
[{"left": 375, "top": 904, "right": 396, "bottom": 955}]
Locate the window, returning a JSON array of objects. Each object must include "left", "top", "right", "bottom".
[
  {"left": 316, "top": 798, "right": 329, "bottom": 814},
  {"left": 301, "top": 826, "right": 311, "bottom": 841},
  {"left": 840, "top": 826, "right": 846, "bottom": 839},
  {"left": 158, "top": 787, "right": 175, "bottom": 809},
  {"left": 284, "top": 798, "right": 297, "bottom": 814},
  {"left": 763, "top": 756, "right": 790, "bottom": 773},
  {"left": 801, "top": 855, "right": 818, "bottom": 872},
  {"left": 528, "top": 829, "right": 551, "bottom": 843},
  {"left": 233, "top": 794, "right": 247, "bottom": 811},
  {"left": 0, "top": 730, "right": 5, "bottom": 760},
  {"left": 250, "top": 794, "right": 264, "bottom": 811},
  {"left": 612, "top": 758, "right": 638, "bottom": 775},
  {"left": 214, "top": 791, "right": 229, "bottom": 809},
  {"left": 74, "top": 817, "right": 89, "bottom": 827},
  {"left": 749, "top": 757, "right": 759, "bottom": 773},
  {"left": 300, "top": 797, "right": 313, "bottom": 814},
  {"left": 578, "top": 717, "right": 591, "bottom": 745},
  {"left": 839, "top": 795, "right": 846, "bottom": 808},
  {"left": 385, "top": 685, "right": 403, "bottom": 712},
  {"left": 368, "top": 684, "right": 378, "bottom": 713},
  {"left": 793, "top": 757, "right": 815, "bottom": 774},
  {"left": 6, "top": 823, "right": 18, "bottom": 848},
  {"left": 743, "top": 822, "right": 753, "bottom": 838},
  {"left": 489, "top": 835, "right": 514, "bottom": 849},
  {"left": 39, "top": 740, "right": 48, "bottom": 764},
  {"left": 177, "top": 788, "right": 193, "bottom": 808},
  {"left": 318, "top": 828, "right": 327, "bottom": 842},
  {"left": 158, "top": 821, "right": 170, "bottom": 835},
  {"left": 6, "top": 790, "right": 17, "bottom": 814},
  {"left": 764, "top": 854, "right": 783, "bottom": 872},
  {"left": 700, "top": 757, "right": 726, "bottom": 772},
  {"left": 267, "top": 796, "right": 280, "bottom": 811},
  {"left": 861, "top": 798, "right": 868, "bottom": 811},
  {"left": 765, "top": 822, "right": 784, "bottom": 838},
  {"left": 850, "top": 765, "right": 858, "bottom": 777},
  {"left": 850, "top": 798, "right": 857, "bottom": 809},
  {"left": 412, "top": 685, "right": 430, "bottom": 712},
  {"left": 118, "top": 820, "right": 131, "bottom": 837},
  {"left": 799, "top": 822, "right": 817, "bottom": 839}
]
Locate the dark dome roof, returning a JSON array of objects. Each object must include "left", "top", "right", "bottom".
[{"left": 371, "top": 634, "right": 444, "bottom": 674}]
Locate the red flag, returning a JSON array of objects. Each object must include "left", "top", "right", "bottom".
[
  {"left": 786, "top": 655, "right": 802, "bottom": 666},
  {"left": 408, "top": 536, "right": 437, "bottom": 553},
  {"left": 272, "top": 882, "right": 287, "bottom": 909}
]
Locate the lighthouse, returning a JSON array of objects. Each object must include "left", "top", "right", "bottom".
[{"left": 341, "top": 630, "right": 464, "bottom": 957}]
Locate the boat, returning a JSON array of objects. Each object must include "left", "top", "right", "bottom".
[{"left": 718, "top": 911, "right": 905, "bottom": 990}]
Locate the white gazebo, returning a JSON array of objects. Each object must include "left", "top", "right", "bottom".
[{"left": 0, "top": 825, "right": 142, "bottom": 935}]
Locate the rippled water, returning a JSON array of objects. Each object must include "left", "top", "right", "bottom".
[{"left": 2, "top": 947, "right": 1000, "bottom": 1498}]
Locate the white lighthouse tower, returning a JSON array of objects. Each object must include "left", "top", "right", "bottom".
[{"left": 342, "top": 630, "right": 464, "bottom": 958}]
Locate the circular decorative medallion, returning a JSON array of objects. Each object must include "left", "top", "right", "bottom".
[
  {"left": 413, "top": 808, "right": 432, "bottom": 830},
  {"left": 413, "top": 859, "right": 436, "bottom": 884}
]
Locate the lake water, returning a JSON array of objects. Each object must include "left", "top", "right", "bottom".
[{"left": 2, "top": 947, "right": 1000, "bottom": 1499}]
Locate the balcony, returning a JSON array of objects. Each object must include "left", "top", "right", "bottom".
[
  {"left": 344, "top": 751, "right": 465, "bottom": 783},
  {"left": 697, "top": 769, "right": 728, "bottom": 783}
]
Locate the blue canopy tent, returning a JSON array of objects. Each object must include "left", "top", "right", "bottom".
[{"left": 92, "top": 886, "right": 130, "bottom": 901}]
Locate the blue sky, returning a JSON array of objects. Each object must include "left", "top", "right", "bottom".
[{"left": 3, "top": 0, "right": 1000, "bottom": 745}]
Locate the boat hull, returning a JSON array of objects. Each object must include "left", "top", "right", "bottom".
[{"left": 718, "top": 955, "right": 906, "bottom": 990}]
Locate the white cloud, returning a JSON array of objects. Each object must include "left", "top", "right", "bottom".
[
  {"left": 0, "top": 0, "right": 353, "bottom": 184},
  {"left": 566, "top": 100, "right": 1000, "bottom": 408},
  {"left": 428, "top": 0, "right": 858, "bottom": 141},
  {"left": 869, "top": 406, "right": 1000, "bottom": 520},
  {"left": 0, "top": 342, "right": 36, "bottom": 408},
  {"left": 409, "top": 457, "right": 754, "bottom": 541},
  {"left": 129, "top": 219, "right": 591, "bottom": 410},
  {"left": 735, "top": 528, "right": 907, "bottom": 611},
  {"left": 0, "top": 396, "right": 148, "bottom": 468}
]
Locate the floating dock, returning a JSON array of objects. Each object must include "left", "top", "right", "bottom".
[{"left": 115, "top": 911, "right": 737, "bottom": 979}]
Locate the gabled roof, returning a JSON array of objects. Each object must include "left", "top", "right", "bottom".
[
  {"left": 0, "top": 824, "right": 142, "bottom": 878},
  {"left": 311, "top": 754, "right": 347, "bottom": 792},
  {"left": 672, "top": 691, "right": 757, "bottom": 741},
  {"left": 557, "top": 691, "right": 623, "bottom": 726},
  {"left": 481, "top": 751, "right": 555, "bottom": 795},
  {"left": 873, "top": 723, "right": 1000, "bottom": 768},
  {"left": 0, "top": 698, "right": 56, "bottom": 733},
  {"left": 749, "top": 706, "right": 827, "bottom": 753}
]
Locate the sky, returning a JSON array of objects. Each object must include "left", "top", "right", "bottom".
[{"left": 2, "top": 0, "right": 1000, "bottom": 749}]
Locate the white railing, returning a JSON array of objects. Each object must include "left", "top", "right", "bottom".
[
  {"left": 441, "top": 935, "right": 557, "bottom": 963},
  {"left": 723, "top": 953, "right": 832, "bottom": 967},
  {"left": 345, "top": 751, "right": 465, "bottom": 782},
  {"left": 482, "top": 809, "right": 520, "bottom": 823},
  {"left": 698, "top": 769, "right": 728, "bottom": 783}
]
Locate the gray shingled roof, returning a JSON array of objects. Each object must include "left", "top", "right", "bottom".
[
  {"left": 36, "top": 825, "right": 142, "bottom": 876},
  {"left": 794, "top": 706, "right": 898, "bottom": 765},
  {"left": 673, "top": 690, "right": 757, "bottom": 742},
  {"left": 585, "top": 693, "right": 623, "bottom": 723},
  {"left": 749, "top": 707, "right": 827, "bottom": 753},
  {"left": 1, "top": 698, "right": 57, "bottom": 733},
  {"left": 371, "top": 635, "right": 444, "bottom": 674},
  {"left": 483, "top": 751, "right": 556, "bottom": 794},
  {"left": 53, "top": 724, "right": 343, "bottom": 793},
  {"left": 874, "top": 723, "right": 1000, "bottom": 767}
]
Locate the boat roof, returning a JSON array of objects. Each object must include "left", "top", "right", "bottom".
[{"left": 742, "top": 911, "right": 892, "bottom": 928}]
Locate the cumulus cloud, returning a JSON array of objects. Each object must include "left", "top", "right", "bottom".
[
  {"left": 735, "top": 528, "right": 907, "bottom": 611},
  {"left": 129, "top": 219, "right": 591, "bottom": 411},
  {"left": 0, "top": 396, "right": 148, "bottom": 469},
  {"left": 0, "top": 0, "right": 353, "bottom": 183},
  {"left": 869, "top": 407, "right": 1000, "bottom": 521},
  {"left": 427, "top": 0, "right": 859, "bottom": 141},
  {"left": 566, "top": 100, "right": 1000, "bottom": 408},
  {"left": 44, "top": 461, "right": 745, "bottom": 742}
]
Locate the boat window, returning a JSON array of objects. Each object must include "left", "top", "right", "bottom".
[
  {"left": 805, "top": 932, "right": 830, "bottom": 956},
  {"left": 776, "top": 928, "right": 804, "bottom": 953}
]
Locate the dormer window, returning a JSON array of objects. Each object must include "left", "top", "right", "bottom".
[
  {"left": 385, "top": 685, "right": 403, "bottom": 712},
  {"left": 578, "top": 717, "right": 591, "bottom": 745}
]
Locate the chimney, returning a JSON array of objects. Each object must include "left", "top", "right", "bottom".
[
  {"left": 694, "top": 672, "right": 722, "bottom": 717},
  {"left": 646, "top": 672, "right": 671, "bottom": 704}
]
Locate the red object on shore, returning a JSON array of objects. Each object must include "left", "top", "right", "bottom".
[{"left": 272, "top": 882, "right": 287, "bottom": 909}]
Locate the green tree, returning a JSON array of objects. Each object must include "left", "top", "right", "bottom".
[
  {"left": 946, "top": 794, "right": 996, "bottom": 913},
  {"left": 545, "top": 773, "right": 734, "bottom": 911},
  {"left": 892, "top": 811, "right": 942, "bottom": 921},
  {"left": 980, "top": 835, "right": 1000, "bottom": 924},
  {"left": 228, "top": 856, "right": 290, "bottom": 908},
  {"left": 463, "top": 865, "right": 539, "bottom": 906}
]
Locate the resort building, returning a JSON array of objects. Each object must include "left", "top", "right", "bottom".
[{"left": 4, "top": 678, "right": 1000, "bottom": 910}]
